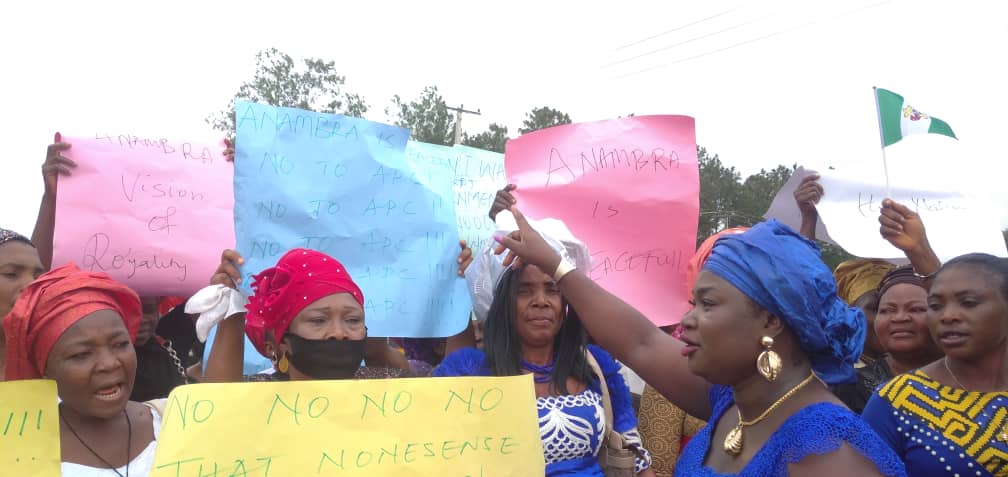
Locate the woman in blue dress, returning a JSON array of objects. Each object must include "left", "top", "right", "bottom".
[
  {"left": 863, "top": 253, "right": 1008, "bottom": 476},
  {"left": 435, "top": 215, "right": 653, "bottom": 476},
  {"left": 492, "top": 209, "right": 906, "bottom": 477}
]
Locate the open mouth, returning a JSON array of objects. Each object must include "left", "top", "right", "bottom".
[
  {"left": 938, "top": 331, "right": 968, "bottom": 347},
  {"left": 94, "top": 384, "right": 125, "bottom": 402}
]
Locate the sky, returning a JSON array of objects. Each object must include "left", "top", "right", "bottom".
[{"left": 2, "top": 0, "right": 1006, "bottom": 235}]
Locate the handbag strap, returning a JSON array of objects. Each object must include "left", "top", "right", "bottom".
[{"left": 584, "top": 348, "right": 625, "bottom": 449}]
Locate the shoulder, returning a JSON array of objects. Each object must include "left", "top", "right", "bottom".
[
  {"left": 789, "top": 442, "right": 905, "bottom": 477},
  {"left": 777, "top": 403, "right": 906, "bottom": 477},
  {"left": 875, "top": 370, "right": 939, "bottom": 403},
  {"left": 586, "top": 344, "right": 621, "bottom": 375},
  {"left": 433, "top": 348, "right": 489, "bottom": 377}
]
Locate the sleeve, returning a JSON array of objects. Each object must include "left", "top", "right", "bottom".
[
  {"left": 861, "top": 392, "right": 905, "bottom": 458},
  {"left": 588, "top": 345, "right": 652, "bottom": 473},
  {"left": 432, "top": 348, "right": 488, "bottom": 377}
]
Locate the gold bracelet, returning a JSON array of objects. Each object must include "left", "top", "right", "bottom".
[{"left": 552, "top": 260, "right": 576, "bottom": 282}]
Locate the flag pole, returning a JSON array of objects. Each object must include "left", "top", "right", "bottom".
[{"left": 872, "top": 86, "right": 892, "bottom": 199}]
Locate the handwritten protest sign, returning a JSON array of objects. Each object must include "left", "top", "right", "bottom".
[
  {"left": 0, "top": 380, "right": 60, "bottom": 476},
  {"left": 150, "top": 375, "right": 544, "bottom": 477},
  {"left": 404, "top": 142, "right": 505, "bottom": 253},
  {"left": 764, "top": 166, "right": 1008, "bottom": 260},
  {"left": 506, "top": 117, "right": 699, "bottom": 326},
  {"left": 53, "top": 133, "right": 234, "bottom": 296},
  {"left": 452, "top": 145, "right": 506, "bottom": 253},
  {"left": 234, "top": 102, "right": 472, "bottom": 338}
]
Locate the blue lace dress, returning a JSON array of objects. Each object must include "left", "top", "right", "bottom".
[
  {"left": 674, "top": 385, "right": 907, "bottom": 476},
  {"left": 434, "top": 345, "right": 652, "bottom": 476}
]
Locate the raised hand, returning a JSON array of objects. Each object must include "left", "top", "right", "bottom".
[
  {"left": 457, "top": 240, "right": 473, "bottom": 276},
  {"left": 793, "top": 174, "right": 823, "bottom": 216},
  {"left": 42, "top": 132, "right": 76, "bottom": 196},
  {"left": 493, "top": 207, "right": 561, "bottom": 274},
  {"left": 211, "top": 249, "right": 245, "bottom": 289},
  {"left": 878, "top": 199, "right": 927, "bottom": 253},
  {"left": 223, "top": 138, "right": 235, "bottom": 162},
  {"left": 489, "top": 184, "right": 517, "bottom": 220}
]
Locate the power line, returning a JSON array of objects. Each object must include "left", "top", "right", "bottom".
[
  {"left": 609, "top": 0, "right": 894, "bottom": 80},
  {"left": 602, "top": 1, "right": 796, "bottom": 69},
  {"left": 610, "top": 6, "right": 742, "bottom": 53}
]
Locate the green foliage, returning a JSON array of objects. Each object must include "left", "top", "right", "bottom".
[
  {"left": 388, "top": 86, "right": 455, "bottom": 145},
  {"left": 519, "top": 107, "right": 572, "bottom": 134},
  {"left": 208, "top": 48, "right": 367, "bottom": 138},
  {"left": 462, "top": 123, "right": 509, "bottom": 153}
]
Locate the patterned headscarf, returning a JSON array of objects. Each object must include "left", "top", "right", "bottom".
[
  {"left": 703, "top": 220, "right": 865, "bottom": 385},
  {"left": 244, "top": 249, "right": 363, "bottom": 357},
  {"left": 4, "top": 264, "right": 141, "bottom": 380},
  {"left": 877, "top": 265, "right": 926, "bottom": 299},
  {"left": 833, "top": 259, "right": 895, "bottom": 305}
]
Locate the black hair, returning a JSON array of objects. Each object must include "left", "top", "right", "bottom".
[
  {"left": 482, "top": 265, "right": 595, "bottom": 394},
  {"left": 939, "top": 253, "right": 1008, "bottom": 302}
]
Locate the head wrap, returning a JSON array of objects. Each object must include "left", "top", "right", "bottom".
[
  {"left": 0, "top": 228, "right": 33, "bottom": 247},
  {"left": 465, "top": 211, "right": 591, "bottom": 323},
  {"left": 702, "top": 220, "right": 865, "bottom": 385},
  {"left": 4, "top": 264, "right": 141, "bottom": 380},
  {"left": 245, "top": 248, "right": 363, "bottom": 357},
  {"left": 158, "top": 296, "right": 187, "bottom": 317},
  {"left": 833, "top": 259, "right": 895, "bottom": 305},
  {"left": 877, "top": 265, "right": 926, "bottom": 300},
  {"left": 687, "top": 227, "right": 748, "bottom": 299}
]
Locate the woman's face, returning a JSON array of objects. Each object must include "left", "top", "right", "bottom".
[
  {"left": 680, "top": 271, "right": 766, "bottom": 384},
  {"left": 855, "top": 291, "right": 886, "bottom": 357},
  {"left": 927, "top": 264, "right": 1008, "bottom": 360},
  {"left": 44, "top": 310, "right": 136, "bottom": 419},
  {"left": 875, "top": 283, "right": 936, "bottom": 357},
  {"left": 284, "top": 292, "right": 366, "bottom": 341},
  {"left": 0, "top": 242, "right": 44, "bottom": 320},
  {"left": 512, "top": 265, "right": 564, "bottom": 349},
  {"left": 136, "top": 296, "right": 160, "bottom": 346}
]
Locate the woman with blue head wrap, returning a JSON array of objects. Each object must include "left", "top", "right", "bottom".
[{"left": 494, "top": 209, "right": 906, "bottom": 477}]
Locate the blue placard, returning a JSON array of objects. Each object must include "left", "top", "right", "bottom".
[{"left": 232, "top": 101, "right": 472, "bottom": 340}]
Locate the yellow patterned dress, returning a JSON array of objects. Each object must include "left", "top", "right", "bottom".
[
  {"left": 638, "top": 384, "right": 706, "bottom": 475},
  {"left": 863, "top": 370, "right": 1008, "bottom": 476}
]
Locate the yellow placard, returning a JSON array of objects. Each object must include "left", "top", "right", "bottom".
[
  {"left": 0, "top": 379, "right": 61, "bottom": 476},
  {"left": 151, "top": 375, "right": 545, "bottom": 476}
]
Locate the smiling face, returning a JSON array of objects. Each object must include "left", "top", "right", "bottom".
[
  {"left": 927, "top": 264, "right": 1008, "bottom": 360},
  {"left": 512, "top": 265, "right": 564, "bottom": 349},
  {"left": 875, "top": 283, "right": 937, "bottom": 357},
  {"left": 44, "top": 310, "right": 136, "bottom": 419},
  {"left": 0, "top": 241, "right": 44, "bottom": 320}
]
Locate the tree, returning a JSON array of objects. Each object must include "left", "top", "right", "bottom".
[
  {"left": 696, "top": 147, "right": 742, "bottom": 246},
  {"left": 388, "top": 86, "right": 455, "bottom": 145},
  {"left": 462, "top": 123, "right": 509, "bottom": 153},
  {"left": 736, "top": 165, "right": 795, "bottom": 225},
  {"left": 207, "top": 48, "right": 367, "bottom": 137},
  {"left": 519, "top": 107, "right": 572, "bottom": 134}
]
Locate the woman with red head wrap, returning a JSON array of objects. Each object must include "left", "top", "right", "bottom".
[
  {"left": 4, "top": 264, "right": 162, "bottom": 476},
  {"left": 198, "top": 249, "right": 407, "bottom": 382}
]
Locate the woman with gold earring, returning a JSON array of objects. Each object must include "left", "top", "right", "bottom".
[{"left": 493, "top": 211, "right": 906, "bottom": 476}]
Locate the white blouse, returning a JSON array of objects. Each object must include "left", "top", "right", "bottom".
[{"left": 60, "top": 408, "right": 161, "bottom": 477}]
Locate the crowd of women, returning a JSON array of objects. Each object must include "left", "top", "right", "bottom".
[{"left": 1, "top": 138, "right": 1006, "bottom": 476}]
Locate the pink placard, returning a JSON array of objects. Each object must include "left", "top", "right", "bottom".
[
  {"left": 505, "top": 116, "right": 699, "bottom": 326},
  {"left": 53, "top": 133, "right": 235, "bottom": 296}
]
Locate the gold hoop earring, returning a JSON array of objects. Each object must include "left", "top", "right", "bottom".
[{"left": 757, "top": 336, "right": 782, "bottom": 382}]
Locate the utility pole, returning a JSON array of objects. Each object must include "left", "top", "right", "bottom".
[{"left": 447, "top": 104, "right": 481, "bottom": 145}]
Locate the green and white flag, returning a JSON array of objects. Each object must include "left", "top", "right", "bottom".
[{"left": 874, "top": 88, "right": 957, "bottom": 147}]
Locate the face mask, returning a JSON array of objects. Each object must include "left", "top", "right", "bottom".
[{"left": 283, "top": 332, "right": 367, "bottom": 379}]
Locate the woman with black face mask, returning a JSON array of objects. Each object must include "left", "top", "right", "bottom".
[{"left": 198, "top": 248, "right": 408, "bottom": 382}]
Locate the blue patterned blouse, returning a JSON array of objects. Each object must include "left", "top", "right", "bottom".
[{"left": 434, "top": 345, "right": 651, "bottom": 476}]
